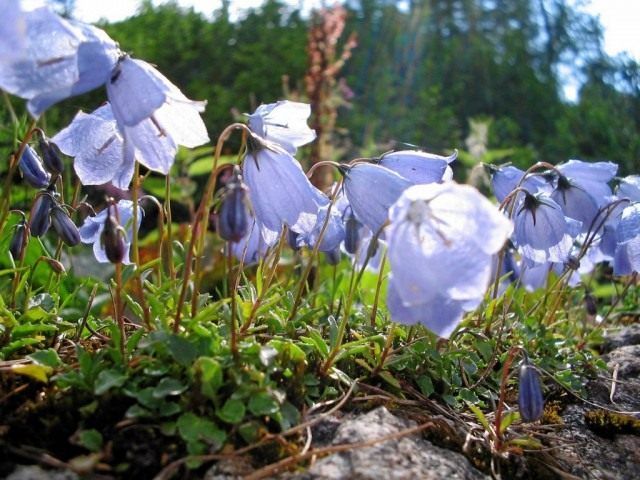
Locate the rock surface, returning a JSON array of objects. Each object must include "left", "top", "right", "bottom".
[{"left": 286, "top": 407, "right": 488, "bottom": 480}]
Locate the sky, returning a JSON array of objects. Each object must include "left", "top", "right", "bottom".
[{"left": 68, "top": 0, "right": 639, "bottom": 62}]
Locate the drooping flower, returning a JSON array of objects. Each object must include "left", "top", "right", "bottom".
[
  {"left": 242, "top": 136, "right": 326, "bottom": 239},
  {"left": 489, "top": 165, "right": 550, "bottom": 203},
  {"left": 79, "top": 200, "right": 142, "bottom": 265},
  {"left": 386, "top": 183, "right": 512, "bottom": 337},
  {"left": 555, "top": 159, "right": 617, "bottom": 207},
  {"left": 0, "top": 0, "right": 26, "bottom": 62},
  {"left": 106, "top": 56, "right": 209, "bottom": 178},
  {"left": 19, "top": 145, "right": 50, "bottom": 188},
  {"left": 617, "top": 176, "right": 640, "bottom": 202},
  {"left": 512, "top": 192, "right": 575, "bottom": 266},
  {"left": 217, "top": 168, "right": 250, "bottom": 243},
  {"left": 51, "top": 205, "right": 80, "bottom": 246},
  {"left": 613, "top": 203, "right": 640, "bottom": 275},
  {"left": 342, "top": 162, "right": 411, "bottom": 233},
  {"left": 518, "top": 355, "right": 544, "bottom": 423},
  {"left": 230, "top": 216, "right": 277, "bottom": 264},
  {"left": 294, "top": 202, "right": 345, "bottom": 253},
  {"left": 247, "top": 101, "right": 316, "bottom": 154},
  {"left": 29, "top": 191, "right": 55, "bottom": 237},
  {"left": 376, "top": 149, "right": 457, "bottom": 185},
  {"left": 0, "top": 7, "right": 119, "bottom": 117}
]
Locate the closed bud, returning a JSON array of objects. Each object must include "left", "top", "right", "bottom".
[
  {"left": 51, "top": 206, "right": 80, "bottom": 246},
  {"left": 29, "top": 193, "right": 54, "bottom": 237},
  {"left": 287, "top": 228, "right": 300, "bottom": 251},
  {"left": 38, "top": 137, "right": 64, "bottom": 175},
  {"left": 218, "top": 168, "right": 250, "bottom": 242},
  {"left": 41, "top": 257, "right": 66, "bottom": 274},
  {"left": 9, "top": 221, "right": 27, "bottom": 260},
  {"left": 101, "top": 208, "right": 126, "bottom": 264},
  {"left": 584, "top": 292, "right": 597, "bottom": 316},
  {"left": 518, "top": 356, "right": 544, "bottom": 423},
  {"left": 19, "top": 145, "right": 51, "bottom": 188},
  {"left": 344, "top": 209, "right": 362, "bottom": 254}
]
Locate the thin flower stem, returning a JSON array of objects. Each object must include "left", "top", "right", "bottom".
[
  {"left": 2, "top": 91, "right": 18, "bottom": 124},
  {"left": 286, "top": 180, "right": 343, "bottom": 323},
  {"left": 370, "top": 323, "right": 394, "bottom": 377},
  {"left": 493, "top": 346, "right": 521, "bottom": 450},
  {"left": 369, "top": 252, "right": 387, "bottom": 328},
  {"left": 131, "top": 162, "right": 151, "bottom": 329},
  {"left": 601, "top": 272, "right": 638, "bottom": 324},
  {"left": 114, "top": 261, "right": 125, "bottom": 358},
  {"left": 164, "top": 173, "right": 175, "bottom": 281},
  {"left": 174, "top": 123, "right": 248, "bottom": 333},
  {"left": 227, "top": 243, "right": 238, "bottom": 359},
  {"left": 240, "top": 226, "right": 287, "bottom": 334},
  {"left": 0, "top": 120, "right": 38, "bottom": 235}
]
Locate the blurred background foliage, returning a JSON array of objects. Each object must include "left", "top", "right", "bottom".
[{"left": 4, "top": 0, "right": 639, "bottom": 175}]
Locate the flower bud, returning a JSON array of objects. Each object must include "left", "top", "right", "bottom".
[
  {"left": 324, "top": 248, "right": 341, "bottom": 265},
  {"left": 518, "top": 356, "right": 544, "bottom": 423},
  {"left": 38, "top": 136, "right": 64, "bottom": 175},
  {"left": 218, "top": 170, "right": 249, "bottom": 243},
  {"left": 101, "top": 208, "right": 125, "bottom": 264},
  {"left": 287, "top": 228, "right": 299, "bottom": 251},
  {"left": 9, "top": 221, "right": 27, "bottom": 260},
  {"left": 51, "top": 206, "right": 80, "bottom": 246},
  {"left": 29, "top": 193, "right": 54, "bottom": 237},
  {"left": 344, "top": 209, "right": 361, "bottom": 254},
  {"left": 41, "top": 256, "right": 66, "bottom": 274},
  {"left": 19, "top": 145, "right": 51, "bottom": 188}
]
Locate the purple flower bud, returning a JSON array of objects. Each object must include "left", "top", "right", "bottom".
[
  {"left": 19, "top": 145, "right": 50, "bottom": 188},
  {"left": 218, "top": 171, "right": 250, "bottom": 242},
  {"left": 29, "top": 193, "right": 54, "bottom": 237},
  {"left": 584, "top": 292, "right": 597, "bottom": 316},
  {"left": 101, "top": 208, "right": 126, "bottom": 264},
  {"left": 9, "top": 221, "right": 27, "bottom": 260},
  {"left": 38, "top": 136, "right": 64, "bottom": 174},
  {"left": 51, "top": 206, "right": 80, "bottom": 246},
  {"left": 518, "top": 356, "right": 544, "bottom": 423},
  {"left": 287, "top": 228, "right": 300, "bottom": 251},
  {"left": 343, "top": 208, "right": 362, "bottom": 254},
  {"left": 324, "top": 248, "right": 341, "bottom": 265}
]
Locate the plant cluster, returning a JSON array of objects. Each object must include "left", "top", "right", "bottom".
[{"left": 0, "top": 2, "right": 638, "bottom": 478}]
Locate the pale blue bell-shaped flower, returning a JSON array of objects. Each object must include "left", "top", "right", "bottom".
[
  {"left": 376, "top": 149, "right": 457, "bottom": 185},
  {"left": 295, "top": 202, "right": 345, "bottom": 253},
  {"left": 551, "top": 175, "right": 599, "bottom": 234},
  {"left": 617, "top": 176, "right": 640, "bottom": 202},
  {"left": 230, "top": 216, "right": 277, "bottom": 264},
  {"left": 52, "top": 104, "right": 131, "bottom": 189},
  {"left": 613, "top": 203, "right": 640, "bottom": 275},
  {"left": 386, "top": 183, "right": 512, "bottom": 338},
  {"left": 556, "top": 159, "right": 617, "bottom": 207},
  {"left": 0, "top": 0, "right": 26, "bottom": 62},
  {"left": 248, "top": 101, "right": 316, "bottom": 154},
  {"left": 490, "top": 165, "right": 550, "bottom": 203},
  {"left": 342, "top": 162, "right": 412, "bottom": 233},
  {"left": 0, "top": 7, "right": 119, "bottom": 117},
  {"left": 512, "top": 192, "right": 575, "bottom": 266},
  {"left": 242, "top": 136, "right": 325, "bottom": 239},
  {"left": 79, "top": 200, "right": 142, "bottom": 264}
]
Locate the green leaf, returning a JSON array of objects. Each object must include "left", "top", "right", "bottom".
[
  {"left": 500, "top": 411, "right": 520, "bottom": 433},
  {"left": 195, "top": 357, "right": 223, "bottom": 398},
  {"left": 217, "top": 398, "right": 246, "bottom": 424},
  {"left": 177, "top": 412, "right": 226, "bottom": 450},
  {"left": 153, "top": 377, "right": 188, "bottom": 398},
  {"left": 12, "top": 363, "right": 52, "bottom": 382},
  {"left": 468, "top": 403, "right": 491, "bottom": 433},
  {"left": 167, "top": 335, "right": 198, "bottom": 366},
  {"left": 28, "top": 348, "right": 62, "bottom": 368},
  {"left": 248, "top": 392, "right": 280, "bottom": 416},
  {"left": 94, "top": 369, "right": 127, "bottom": 395},
  {"left": 78, "top": 430, "right": 103, "bottom": 452},
  {"left": 417, "top": 375, "right": 434, "bottom": 397}
]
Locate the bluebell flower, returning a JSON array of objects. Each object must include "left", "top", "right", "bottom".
[
  {"left": 19, "top": 145, "right": 50, "bottom": 188},
  {"left": 242, "top": 135, "right": 326, "bottom": 239},
  {"left": 52, "top": 104, "right": 131, "bottom": 189},
  {"left": 294, "top": 202, "right": 345, "bottom": 253},
  {"left": 617, "top": 176, "right": 640, "bottom": 202},
  {"left": 218, "top": 168, "right": 250, "bottom": 243},
  {"left": 490, "top": 165, "right": 550, "bottom": 203},
  {"left": 79, "top": 200, "right": 142, "bottom": 265},
  {"left": 512, "top": 192, "right": 575, "bottom": 266},
  {"left": 0, "top": 0, "right": 26, "bottom": 62},
  {"left": 376, "top": 150, "right": 456, "bottom": 185},
  {"left": 550, "top": 174, "right": 599, "bottom": 234},
  {"left": 613, "top": 203, "right": 640, "bottom": 275},
  {"left": 248, "top": 101, "right": 316, "bottom": 154},
  {"left": 342, "top": 162, "right": 411, "bottom": 233},
  {"left": 0, "top": 7, "right": 119, "bottom": 117},
  {"left": 518, "top": 355, "right": 544, "bottom": 423},
  {"left": 386, "top": 183, "right": 512, "bottom": 337},
  {"left": 556, "top": 160, "right": 617, "bottom": 207},
  {"left": 230, "top": 216, "right": 277, "bottom": 264}
]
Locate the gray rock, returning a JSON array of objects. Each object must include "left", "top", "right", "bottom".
[
  {"left": 604, "top": 345, "right": 640, "bottom": 378},
  {"left": 289, "top": 407, "right": 488, "bottom": 480},
  {"left": 6, "top": 465, "right": 78, "bottom": 480},
  {"left": 602, "top": 324, "right": 640, "bottom": 353}
]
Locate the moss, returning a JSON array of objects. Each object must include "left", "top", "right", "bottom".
[
  {"left": 584, "top": 409, "right": 640, "bottom": 438},
  {"left": 542, "top": 400, "right": 564, "bottom": 425}
]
